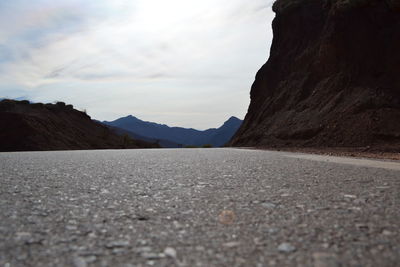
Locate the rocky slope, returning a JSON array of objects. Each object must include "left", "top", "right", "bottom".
[
  {"left": 231, "top": 0, "right": 400, "bottom": 151},
  {"left": 0, "top": 100, "right": 158, "bottom": 152}
]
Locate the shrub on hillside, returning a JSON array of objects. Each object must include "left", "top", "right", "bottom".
[
  {"left": 272, "top": 0, "right": 304, "bottom": 13},
  {"left": 32, "top": 103, "right": 44, "bottom": 108},
  {"left": 56, "top": 101, "right": 66, "bottom": 107}
]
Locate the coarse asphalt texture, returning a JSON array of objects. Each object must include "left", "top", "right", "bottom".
[{"left": 0, "top": 148, "right": 399, "bottom": 267}]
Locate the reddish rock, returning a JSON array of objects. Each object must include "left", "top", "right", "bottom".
[{"left": 231, "top": 0, "right": 400, "bottom": 151}]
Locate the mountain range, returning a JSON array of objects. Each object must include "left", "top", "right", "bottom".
[{"left": 104, "top": 115, "right": 242, "bottom": 148}]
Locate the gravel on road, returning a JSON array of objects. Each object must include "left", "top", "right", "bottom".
[{"left": 0, "top": 148, "right": 399, "bottom": 266}]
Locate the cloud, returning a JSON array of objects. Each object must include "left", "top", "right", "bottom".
[{"left": 0, "top": 0, "right": 275, "bottom": 129}]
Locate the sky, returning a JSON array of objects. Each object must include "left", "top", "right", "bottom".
[{"left": 0, "top": 0, "right": 275, "bottom": 129}]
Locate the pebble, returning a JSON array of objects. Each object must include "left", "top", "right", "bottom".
[
  {"left": 82, "top": 256, "right": 96, "bottom": 263},
  {"left": 141, "top": 252, "right": 165, "bottom": 259},
  {"left": 73, "top": 257, "right": 87, "bottom": 267},
  {"left": 105, "top": 240, "right": 130, "bottom": 248},
  {"left": 356, "top": 223, "right": 369, "bottom": 230},
  {"left": 261, "top": 202, "right": 276, "bottom": 208},
  {"left": 218, "top": 210, "right": 236, "bottom": 225},
  {"left": 223, "top": 241, "right": 241, "bottom": 248},
  {"left": 15, "top": 232, "right": 31, "bottom": 241},
  {"left": 135, "top": 246, "right": 152, "bottom": 253},
  {"left": 164, "top": 247, "right": 177, "bottom": 258},
  {"left": 195, "top": 246, "right": 205, "bottom": 251},
  {"left": 278, "top": 243, "right": 296, "bottom": 253},
  {"left": 100, "top": 189, "right": 110, "bottom": 194},
  {"left": 266, "top": 228, "right": 279, "bottom": 234},
  {"left": 312, "top": 252, "right": 339, "bottom": 267},
  {"left": 382, "top": 230, "right": 394, "bottom": 236},
  {"left": 66, "top": 225, "right": 78, "bottom": 231}
]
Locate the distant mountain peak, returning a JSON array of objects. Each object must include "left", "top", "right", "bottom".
[
  {"left": 227, "top": 116, "right": 241, "bottom": 122},
  {"left": 104, "top": 115, "right": 243, "bottom": 147}
]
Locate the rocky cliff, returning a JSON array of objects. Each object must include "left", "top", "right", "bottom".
[
  {"left": 231, "top": 0, "right": 400, "bottom": 151},
  {"left": 0, "top": 100, "right": 159, "bottom": 152}
]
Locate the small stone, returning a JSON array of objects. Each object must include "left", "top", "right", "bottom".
[
  {"left": 138, "top": 239, "right": 148, "bottom": 245},
  {"left": 173, "top": 221, "right": 183, "bottom": 228},
  {"left": 101, "top": 189, "right": 110, "bottom": 194},
  {"left": 164, "top": 247, "right": 177, "bottom": 258},
  {"left": 348, "top": 207, "right": 361, "bottom": 211},
  {"left": 354, "top": 198, "right": 366, "bottom": 205},
  {"left": 266, "top": 228, "right": 279, "bottom": 234},
  {"left": 356, "top": 223, "right": 369, "bottom": 230},
  {"left": 268, "top": 259, "right": 277, "bottom": 265},
  {"left": 382, "top": 230, "right": 394, "bottom": 236},
  {"left": 106, "top": 240, "right": 130, "bottom": 248},
  {"left": 141, "top": 252, "right": 165, "bottom": 259},
  {"left": 223, "top": 241, "right": 241, "bottom": 248},
  {"left": 253, "top": 237, "right": 264, "bottom": 245},
  {"left": 278, "top": 243, "right": 296, "bottom": 253},
  {"left": 135, "top": 246, "right": 152, "bottom": 253},
  {"left": 343, "top": 194, "right": 357, "bottom": 199},
  {"left": 322, "top": 243, "right": 330, "bottom": 249},
  {"left": 261, "top": 202, "right": 276, "bottom": 208},
  {"left": 312, "top": 252, "right": 339, "bottom": 267},
  {"left": 15, "top": 232, "right": 31, "bottom": 241},
  {"left": 82, "top": 256, "right": 96, "bottom": 263},
  {"left": 376, "top": 186, "right": 390, "bottom": 190},
  {"left": 73, "top": 257, "right": 87, "bottom": 267},
  {"left": 66, "top": 225, "right": 78, "bottom": 231},
  {"left": 112, "top": 248, "right": 126, "bottom": 254},
  {"left": 218, "top": 210, "right": 236, "bottom": 225}
]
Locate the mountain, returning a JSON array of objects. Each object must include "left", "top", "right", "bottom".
[
  {"left": 231, "top": 0, "right": 400, "bottom": 151},
  {"left": 104, "top": 116, "right": 242, "bottom": 147},
  {"left": 0, "top": 99, "right": 159, "bottom": 152},
  {"left": 107, "top": 125, "right": 182, "bottom": 148},
  {"left": 207, "top": 117, "right": 244, "bottom": 147}
]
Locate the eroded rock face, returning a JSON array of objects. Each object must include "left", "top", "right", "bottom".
[{"left": 231, "top": 0, "right": 400, "bottom": 150}]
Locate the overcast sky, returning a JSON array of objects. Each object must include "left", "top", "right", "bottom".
[{"left": 0, "top": 0, "right": 275, "bottom": 129}]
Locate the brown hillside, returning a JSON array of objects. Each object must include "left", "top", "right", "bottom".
[
  {"left": 0, "top": 100, "right": 159, "bottom": 152},
  {"left": 231, "top": 0, "right": 400, "bottom": 151}
]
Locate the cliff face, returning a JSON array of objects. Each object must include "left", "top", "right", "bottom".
[
  {"left": 0, "top": 100, "right": 158, "bottom": 152},
  {"left": 231, "top": 0, "right": 400, "bottom": 150}
]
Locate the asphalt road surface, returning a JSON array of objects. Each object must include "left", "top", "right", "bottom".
[{"left": 1, "top": 148, "right": 399, "bottom": 267}]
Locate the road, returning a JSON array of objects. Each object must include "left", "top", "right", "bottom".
[{"left": 0, "top": 148, "right": 399, "bottom": 266}]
